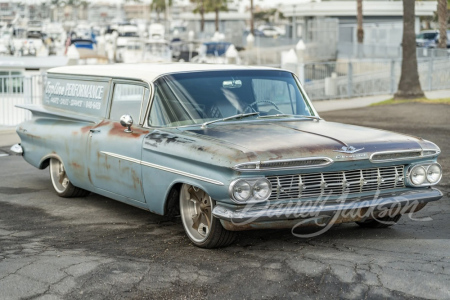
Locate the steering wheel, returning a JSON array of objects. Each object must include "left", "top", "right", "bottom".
[{"left": 243, "top": 100, "right": 282, "bottom": 114}]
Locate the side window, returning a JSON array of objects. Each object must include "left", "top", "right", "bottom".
[
  {"left": 148, "top": 83, "right": 180, "bottom": 127},
  {"left": 140, "top": 87, "right": 150, "bottom": 124},
  {"left": 109, "top": 84, "right": 145, "bottom": 123},
  {"left": 148, "top": 80, "right": 204, "bottom": 127}
]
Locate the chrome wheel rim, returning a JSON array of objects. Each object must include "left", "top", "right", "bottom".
[
  {"left": 50, "top": 158, "right": 70, "bottom": 193},
  {"left": 180, "top": 184, "right": 213, "bottom": 243}
]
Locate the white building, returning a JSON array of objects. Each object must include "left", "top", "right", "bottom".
[
  {"left": 279, "top": 1, "right": 438, "bottom": 46},
  {"left": 179, "top": 11, "right": 251, "bottom": 46}
]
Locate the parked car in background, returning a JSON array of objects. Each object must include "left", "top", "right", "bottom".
[
  {"left": 416, "top": 30, "right": 450, "bottom": 48},
  {"left": 12, "top": 64, "right": 443, "bottom": 248},
  {"left": 243, "top": 29, "right": 265, "bottom": 37},
  {"left": 258, "top": 25, "right": 285, "bottom": 37}
]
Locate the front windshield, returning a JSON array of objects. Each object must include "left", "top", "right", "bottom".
[{"left": 148, "top": 70, "right": 315, "bottom": 127}]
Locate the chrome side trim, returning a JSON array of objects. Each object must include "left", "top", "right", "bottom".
[
  {"left": 100, "top": 151, "right": 224, "bottom": 186},
  {"left": 369, "top": 149, "right": 423, "bottom": 163},
  {"left": 233, "top": 157, "right": 333, "bottom": 171},
  {"left": 101, "top": 151, "right": 141, "bottom": 164},
  {"left": 140, "top": 161, "right": 224, "bottom": 186}
]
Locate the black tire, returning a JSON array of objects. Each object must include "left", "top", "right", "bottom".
[
  {"left": 179, "top": 184, "right": 236, "bottom": 248},
  {"left": 356, "top": 214, "right": 402, "bottom": 228},
  {"left": 49, "top": 158, "right": 90, "bottom": 198}
]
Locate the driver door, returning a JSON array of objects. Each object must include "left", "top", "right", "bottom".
[{"left": 88, "top": 81, "right": 150, "bottom": 203}]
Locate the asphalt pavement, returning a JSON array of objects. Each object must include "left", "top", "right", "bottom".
[{"left": 0, "top": 101, "right": 449, "bottom": 299}]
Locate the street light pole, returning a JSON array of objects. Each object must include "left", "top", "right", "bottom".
[
  {"left": 250, "top": 0, "right": 254, "bottom": 36},
  {"left": 292, "top": 5, "right": 296, "bottom": 40}
]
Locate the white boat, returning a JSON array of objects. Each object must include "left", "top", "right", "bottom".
[
  {"left": 12, "top": 25, "right": 48, "bottom": 57},
  {"left": 43, "top": 23, "right": 67, "bottom": 56},
  {"left": 0, "top": 28, "right": 13, "bottom": 56},
  {"left": 142, "top": 39, "right": 172, "bottom": 63},
  {"left": 119, "top": 38, "right": 172, "bottom": 63}
]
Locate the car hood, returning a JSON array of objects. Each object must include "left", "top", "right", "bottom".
[{"left": 183, "top": 120, "right": 426, "bottom": 163}]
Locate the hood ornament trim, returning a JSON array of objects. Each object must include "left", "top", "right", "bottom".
[{"left": 333, "top": 146, "right": 364, "bottom": 154}]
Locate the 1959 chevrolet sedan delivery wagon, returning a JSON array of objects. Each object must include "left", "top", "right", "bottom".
[{"left": 12, "top": 63, "right": 443, "bottom": 248}]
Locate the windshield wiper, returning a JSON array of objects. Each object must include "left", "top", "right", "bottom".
[
  {"left": 201, "top": 112, "right": 259, "bottom": 128},
  {"left": 258, "top": 114, "right": 322, "bottom": 120},
  {"left": 296, "top": 115, "right": 322, "bottom": 120},
  {"left": 257, "top": 114, "right": 295, "bottom": 119}
]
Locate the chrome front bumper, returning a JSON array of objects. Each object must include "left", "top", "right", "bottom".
[{"left": 212, "top": 188, "right": 443, "bottom": 230}]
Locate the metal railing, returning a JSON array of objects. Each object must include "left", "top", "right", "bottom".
[
  {"left": 338, "top": 42, "right": 450, "bottom": 60},
  {"left": 301, "top": 57, "right": 450, "bottom": 100},
  {"left": 0, "top": 75, "right": 45, "bottom": 126}
]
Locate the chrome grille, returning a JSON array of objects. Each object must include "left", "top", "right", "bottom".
[{"left": 267, "top": 165, "right": 404, "bottom": 200}]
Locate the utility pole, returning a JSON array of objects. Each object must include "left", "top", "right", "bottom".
[{"left": 250, "top": 0, "right": 254, "bottom": 35}]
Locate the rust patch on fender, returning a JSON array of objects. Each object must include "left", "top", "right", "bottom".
[
  {"left": 80, "top": 125, "right": 91, "bottom": 134},
  {"left": 24, "top": 132, "right": 42, "bottom": 140},
  {"left": 109, "top": 123, "right": 149, "bottom": 138},
  {"left": 104, "top": 155, "right": 111, "bottom": 170},
  {"left": 71, "top": 162, "right": 81, "bottom": 169},
  {"left": 131, "top": 169, "right": 141, "bottom": 189},
  {"left": 87, "top": 168, "right": 92, "bottom": 184}
]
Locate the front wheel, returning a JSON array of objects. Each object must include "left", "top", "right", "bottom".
[
  {"left": 179, "top": 184, "right": 236, "bottom": 248},
  {"left": 49, "top": 158, "right": 90, "bottom": 198}
]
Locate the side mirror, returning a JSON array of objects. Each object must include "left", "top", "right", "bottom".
[{"left": 119, "top": 114, "right": 133, "bottom": 133}]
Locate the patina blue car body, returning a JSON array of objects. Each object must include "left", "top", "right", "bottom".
[{"left": 14, "top": 63, "right": 443, "bottom": 247}]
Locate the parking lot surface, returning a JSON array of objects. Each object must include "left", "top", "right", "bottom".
[{"left": 0, "top": 102, "right": 449, "bottom": 299}]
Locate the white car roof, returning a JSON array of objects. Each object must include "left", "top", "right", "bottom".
[{"left": 48, "top": 63, "right": 279, "bottom": 83}]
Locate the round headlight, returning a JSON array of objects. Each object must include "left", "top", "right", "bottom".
[
  {"left": 252, "top": 179, "right": 271, "bottom": 200},
  {"left": 410, "top": 166, "right": 426, "bottom": 185},
  {"left": 426, "top": 164, "right": 442, "bottom": 184},
  {"left": 232, "top": 180, "right": 251, "bottom": 202}
]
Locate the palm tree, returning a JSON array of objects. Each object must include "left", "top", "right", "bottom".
[
  {"left": 206, "top": 0, "right": 229, "bottom": 32},
  {"left": 150, "top": 0, "right": 172, "bottom": 21},
  {"left": 191, "top": 0, "right": 206, "bottom": 33},
  {"left": 437, "top": 0, "right": 448, "bottom": 48},
  {"left": 394, "top": 0, "right": 424, "bottom": 100},
  {"left": 356, "top": 0, "right": 363, "bottom": 44}
]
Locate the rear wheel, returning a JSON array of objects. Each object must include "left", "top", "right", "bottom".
[
  {"left": 49, "top": 158, "right": 90, "bottom": 198},
  {"left": 179, "top": 184, "right": 236, "bottom": 248},
  {"left": 356, "top": 215, "right": 402, "bottom": 228}
]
